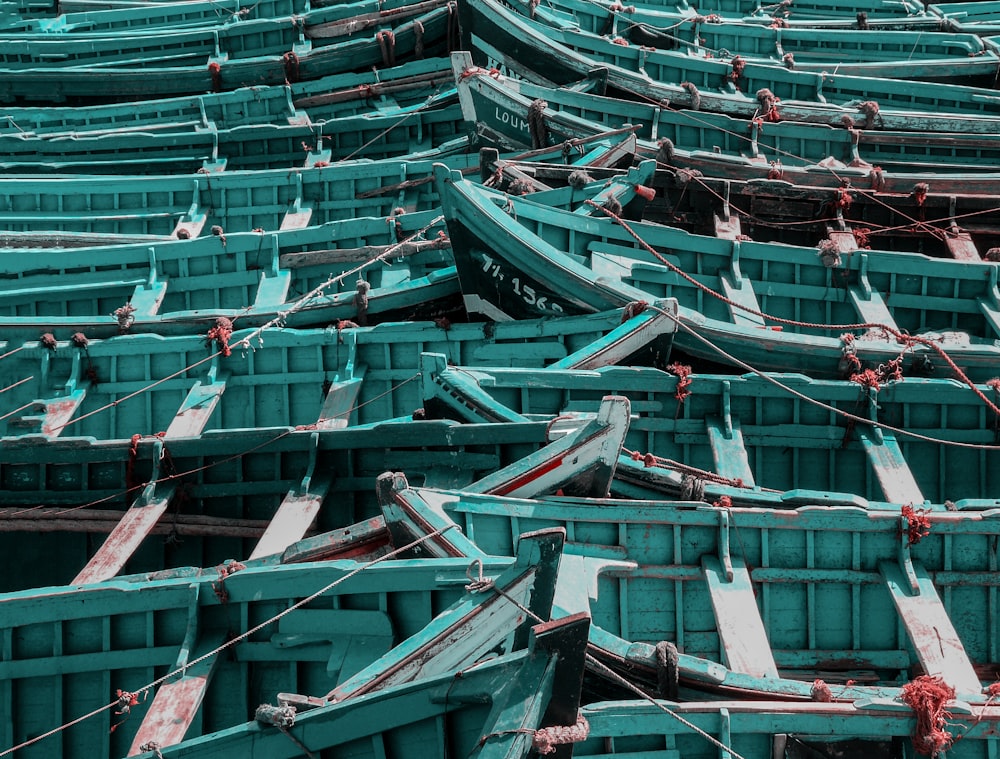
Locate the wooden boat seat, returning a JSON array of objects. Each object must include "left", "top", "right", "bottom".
[
  {"left": 880, "top": 559, "right": 981, "bottom": 694},
  {"left": 253, "top": 270, "right": 291, "bottom": 309},
  {"left": 72, "top": 480, "right": 179, "bottom": 585},
  {"left": 317, "top": 364, "right": 368, "bottom": 430},
  {"left": 128, "top": 630, "right": 228, "bottom": 756},
  {"left": 846, "top": 259, "right": 899, "bottom": 332},
  {"left": 129, "top": 280, "right": 168, "bottom": 317},
  {"left": 855, "top": 425, "right": 925, "bottom": 506},
  {"left": 705, "top": 415, "right": 756, "bottom": 486},
  {"left": 163, "top": 368, "right": 229, "bottom": 439},
  {"left": 702, "top": 554, "right": 779, "bottom": 678},
  {"left": 250, "top": 469, "right": 334, "bottom": 560}
]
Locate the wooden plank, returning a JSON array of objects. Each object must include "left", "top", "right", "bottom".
[
  {"left": 702, "top": 555, "right": 778, "bottom": 678},
  {"left": 253, "top": 270, "right": 291, "bottom": 308},
  {"left": 856, "top": 427, "right": 924, "bottom": 505},
  {"left": 847, "top": 285, "right": 898, "bottom": 331},
  {"left": 129, "top": 280, "right": 167, "bottom": 317},
  {"left": 979, "top": 296, "right": 1000, "bottom": 339},
  {"left": 713, "top": 210, "right": 742, "bottom": 241},
  {"left": 705, "top": 415, "right": 756, "bottom": 486},
  {"left": 719, "top": 273, "right": 765, "bottom": 327},
  {"left": 127, "top": 632, "right": 227, "bottom": 756},
  {"left": 879, "top": 559, "right": 981, "bottom": 694},
  {"left": 164, "top": 371, "right": 228, "bottom": 439},
  {"left": 248, "top": 471, "right": 333, "bottom": 560},
  {"left": 317, "top": 364, "right": 367, "bottom": 429},
  {"left": 72, "top": 484, "right": 177, "bottom": 585},
  {"left": 944, "top": 229, "right": 981, "bottom": 261},
  {"left": 552, "top": 300, "right": 677, "bottom": 370},
  {"left": 279, "top": 204, "right": 313, "bottom": 230}
]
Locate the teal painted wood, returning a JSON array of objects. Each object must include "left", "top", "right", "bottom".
[
  {"left": 7, "top": 0, "right": 310, "bottom": 34},
  {"left": 147, "top": 613, "right": 590, "bottom": 759},
  {"left": 381, "top": 478, "right": 1000, "bottom": 701},
  {"left": 0, "top": 3, "right": 452, "bottom": 101},
  {"left": 0, "top": 0, "right": 438, "bottom": 69},
  {"left": 575, "top": 698, "right": 1000, "bottom": 758},
  {"left": 435, "top": 166, "right": 1000, "bottom": 381},
  {"left": 537, "top": 0, "right": 1000, "bottom": 84},
  {"left": 0, "top": 58, "right": 454, "bottom": 136},
  {"left": 420, "top": 359, "right": 1000, "bottom": 506},
  {"left": 0, "top": 156, "right": 644, "bottom": 341},
  {"left": 0, "top": 102, "right": 466, "bottom": 174},
  {"left": 459, "top": 0, "right": 1000, "bottom": 132},
  {"left": 0, "top": 420, "right": 558, "bottom": 590},
  {"left": 0, "top": 129, "right": 633, "bottom": 242},
  {"left": 456, "top": 59, "right": 1000, "bottom": 194},
  {"left": 0, "top": 307, "right": 672, "bottom": 587},
  {"left": 0, "top": 531, "right": 561, "bottom": 758}
]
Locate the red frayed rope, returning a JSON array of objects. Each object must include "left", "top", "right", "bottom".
[
  {"left": 902, "top": 504, "right": 932, "bottom": 545},
  {"left": 901, "top": 675, "right": 955, "bottom": 756}
]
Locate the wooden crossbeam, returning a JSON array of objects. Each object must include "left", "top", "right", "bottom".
[
  {"left": 72, "top": 483, "right": 178, "bottom": 585},
  {"left": 163, "top": 371, "right": 228, "bottom": 439},
  {"left": 128, "top": 632, "right": 227, "bottom": 756},
  {"left": 856, "top": 427, "right": 924, "bottom": 505},
  {"left": 704, "top": 415, "right": 756, "bottom": 486},
  {"left": 702, "top": 555, "right": 778, "bottom": 678},
  {"left": 880, "top": 559, "right": 981, "bottom": 694},
  {"left": 249, "top": 471, "right": 334, "bottom": 560},
  {"left": 129, "top": 280, "right": 168, "bottom": 317},
  {"left": 317, "top": 365, "right": 367, "bottom": 429}
]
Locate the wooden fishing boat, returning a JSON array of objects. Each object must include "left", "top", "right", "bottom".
[
  {"left": 0, "top": 2, "right": 455, "bottom": 102},
  {"left": 436, "top": 165, "right": 1000, "bottom": 384},
  {"left": 419, "top": 354, "right": 1000, "bottom": 507},
  {"left": 7, "top": 0, "right": 310, "bottom": 34},
  {"left": 535, "top": 0, "right": 1000, "bottom": 84},
  {"left": 0, "top": 529, "right": 569, "bottom": 757},
  {"left": 0, "top": 102, "right": 467, "bottom": 174},
  {"left": 380, "top": 475, "right": 1000, "bottom": 702},
  {"left": 0, "top": 158, "right": 650, "bottom": 340},
  {"left": 456, "top": 59, "right": 1000, "bottom": 195},
  {"left": 0, "top": 308, "right": 675, "bottom": 587},
  {"left": 0, "top": 57, "right": 455, "bottom": 137},
  {"left": 574, "top": 697, "right": 1000, "bottom": 758},
  {"left": 0, "top": 130, "right": 636, "bottom": 243},
  {"left": 149, "top": 611, "right": 591, "bottom": 759},
  {"left": 458, "top": 0, "right": 1000, "bottom": 132}
]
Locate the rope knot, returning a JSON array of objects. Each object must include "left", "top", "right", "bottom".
[
  {"left": 901, "top": 504, "right": 932, "bottom": 545},
  {"left": 527, "top": 99, "right": 549, "bottom": 149},
  {"left": 71, "top": 332, "right": 89, "bottom": 349},
  {"left": 621, "top": 300, "right": 648, "bottom": 322},
  {"left": 211, "top": 224, "right": 226, "bottom": 246},
  {"left": 756, "top": 88, "right": 780, "bottom": 121},
  {"left": 817, "top": 239, "right": 842, "bottom": 268},
  {"left": 833, "top": 187, "right": 852, "bottom": 210},
  {"left": 901, "top": 675, "right": 954, "bottom": 756},
  {"left": 666, "top": 362, "right": 692, "bottom": 403},
  {"left": 255, "top": 703, "right": 297, "bottom": 728},
  {"left": 863, "top": 167, "right": 885, "bottom": 193},
  {"left": 729, "top": 55, "right": 745, "bottom": 84},
  {"left": 39, "top": 332, "right": 57, "bottom": 350},
  {"left": 912, "top": 182, "right": 929, "bottom": 207},
  {"left": 679, "top": 81, "right": 701, "bottom": 110},
  {"left": 114, "top": 301, "right": 137, "bottom": 333},
  {"left": 767, "top": 161, "right": 783, "bottom": 180},
  {"left": 533, "top": 715, "right": 590, "bottom": 754},
  {"left": 656, "top": 137, "right": 675, "bottom": 165},
  {"left": 208, "top": 61, "right": 222, "bottom": 91},
  {"left": 654, "top": 641, "right": 679, "bottom": 698},
  {"left": 465, "top": 559, "right": 494, "bottom": 593},
  {"left": 354, "top": 279, "right": 371, "bottom": 326},
  {"left": 858, "top": 100, "right": 880, "bottom": 129},
  {"left": 811, "top": 679, "right": 833, "bottom": 702},
  {"left": 839, "top": 333, "right": 862, "bottom": 375},
  {"left": 567, "top": 170, "right": 593, "bottom": 190},
  {"left": 782, "top": 51, "right": 795, "bottom": 68},
  {"left": 713, "top": 495, "right": 732, "bottom": 509},
  {"left": 206, "top": 317, "right": 234, "bottom": 357},
  {"left": 282, "top": 51, "right": 300, "bottom": 83},
  {"left": 985, "top": 248, "right": 1000, "bottom": 262},
  {"left": 680, "top": 473, "right": 705, "bottom": 501}
]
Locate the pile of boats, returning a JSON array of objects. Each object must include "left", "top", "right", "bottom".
[{"left": 3, "top": 0, "right": 1000, "bottom": 755}]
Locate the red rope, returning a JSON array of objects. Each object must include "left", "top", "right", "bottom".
[
  {"left": 901, "top": 676, "right": 955, "bottom": 756},
  {"left": 902, "top": 504, "right": 932, "bottom": 545},
  {"left": 666, "top": 362, "right": 692, "bottom": 403},
  {"left": 206, "top": 317, "right": 233, "bottom": 357}
]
